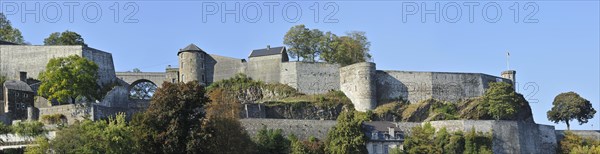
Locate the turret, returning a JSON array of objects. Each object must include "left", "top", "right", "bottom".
[
  {"left": 178, "top": 44, "right": 206, "bottom": 85},
  {"left": 340, "top": 62, "right": 377, "bottom": 112},
  {"left": 502, "top": 70, "right": 516, "bottom": 89}
]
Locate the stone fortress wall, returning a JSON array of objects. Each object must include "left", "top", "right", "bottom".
[
  {"left": 0, "top": 45, "right": 117, "bottom": 86},
  {"left": 116, "top": 45, "right": 515, "bottom": 112},
  {"left": 240, "top": 119, "right": 558, "bottom": 154}
]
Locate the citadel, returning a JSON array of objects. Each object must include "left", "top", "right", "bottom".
[{"left": 0, "top": 40, "right": 586, "bottom": 153}]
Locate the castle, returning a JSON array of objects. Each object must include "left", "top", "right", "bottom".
[
  {"left": 119, "top": 43, "right": 517, "bottom": 111},
  {"left": 1, "top": 41, "right": 566, "bottom": 154},
  {"left": 0, "top": 42, "right": 519, "bottom": 116}
]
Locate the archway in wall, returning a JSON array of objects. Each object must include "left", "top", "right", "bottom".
[{"left": 129, "top": 79, "right": 158, "bottom": 100}]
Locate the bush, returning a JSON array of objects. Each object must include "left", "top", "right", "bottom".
[
  {"left": 40, "top": 114, "right": 67, "bottom": 125},
  {"left": 255, "top": 127, "right": 291, "bottom": 154},
  {"left": 12, "top": 121, "right": 45, "bottom": 139},
  {"left": 403, "top": 124, "right": 492, "bottom": 154}
]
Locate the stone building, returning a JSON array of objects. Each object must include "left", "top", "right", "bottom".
[
  {"left": 1, "top": 78, "right": 35, "bottom": 122},
  {"left": 363, "top": 121, "right": 407, "bottom": 154}
]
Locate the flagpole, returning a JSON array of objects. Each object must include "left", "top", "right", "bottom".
[{"left": 506, "top": 51, "right": 510, "bottom": 70}]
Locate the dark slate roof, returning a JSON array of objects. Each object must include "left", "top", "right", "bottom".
[
  {"left": 3, "top": 80, "right": 33, "bottom": 92},
  {"left": 249, "top": 46, "right": 285, "bottom": 58},
  {"left": 0, "top": 40, "right": 19, "bottom": 45},
  {"left": 178, "top": 44, "right": 205, "bottom": 55}
]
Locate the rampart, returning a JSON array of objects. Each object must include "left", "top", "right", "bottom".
[
  {"left": 240, "top": 118, "right": 337, "bottom": 140},
  {"left": 0, "top": 45, "right": 116, "bottom": 86}
]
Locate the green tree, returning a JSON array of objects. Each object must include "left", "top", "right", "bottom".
[
  {"left": 403, "top": 123, "right": 437, "bottom": 154},
  {"left": 290, "top": 135, "right": 325, "bottom": 154},
  {"left": 131, "top": 81, "right": 209, "bottom": 153},
  {"left": 26, "top": 113, "right": 135, "bottom": 154},
  {"left": 24, "top": 137, "right": 50, "bottom": 154},
  {"left": 12, "top": 121, "right": 45, "bottom": 140},
  {"left": 132, "top": 68, "right": 141, "bottom": 72},
  {"left": 201, "top": 88, "right": 256, "bottom": 154},
  {"left": 0, "top": 13, "right": 25, "bottom": 44},
  {"left": 284, "top": 24, "right": 313, "bottom": 61},
  {"left": 320, "top": 31, "right": 371, "bottom": 66},
  {"left": 255, "top": 127, "right": 291, "bottom": 154},
  {"left": 43, "top": 30, "right": 86, "bottom": 46},
  {"left": 483, "top": 82, "right": 519, "bottom": 120},
  {"left": 38, "top": 55, "right": 99, "bottom": 104},
  {"left": 325, "top": 110, "right": 368, "bottom": 154},
  {"left": 547, "top": 92, "right": 596, "bottom": 130}
]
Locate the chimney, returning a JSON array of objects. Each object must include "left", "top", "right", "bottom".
[
  {"left": 18, "top": 72, "right": 27, "bottom": 82},
  {"left": 267, "top": 45, "right": 270, "bottom": 50}
]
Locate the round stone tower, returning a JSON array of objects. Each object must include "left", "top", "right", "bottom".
[
  {"left": 339, "top": 62, "right": 377, "bottom": 112},
  {"left": 178, "top": 44, "right": 206, "bottom": 85}
]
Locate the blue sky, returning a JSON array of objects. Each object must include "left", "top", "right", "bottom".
[{"left": 2, "top": 1, "right": 598, "bottom": 130}]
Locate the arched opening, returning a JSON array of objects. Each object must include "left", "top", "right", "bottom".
[{"left": 129, "top": 79, "right": 158, "bottom": 100}]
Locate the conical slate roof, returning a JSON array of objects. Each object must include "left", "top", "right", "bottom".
[{"left": 178, "top": 43, "right": 205, "bottom": 55}]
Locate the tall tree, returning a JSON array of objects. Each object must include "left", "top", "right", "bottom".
[
  {"left": 284, "top": 24, "right": 312, "bottom": 61},
  {"left": 131, "top": 81, "right": 209, "bottom": 153},
  {"left": 0, "top": 13, "right": 25, "bottom": 44},
  {"left": 38, "top": 55, "right": 100, "bottom": 104},
  {"left": 325, "top": 110, "right": 368, "bottom": 154},
  {"left": 43, "top": 30, "right": 87, "bottom": 46},
  {"left": 320, "top": 31, "right": 371, "bottom": 66},
  {"left": 483, "top": 82, "right": 519, "bottom": 120},
  {"left": 201, "top": 88, "right": 256, "bottom": 153},
  {"left": 547, "top": 92, "right": 596, "bottom": 130}
]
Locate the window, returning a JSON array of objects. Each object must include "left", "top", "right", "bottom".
[
  {"left": 182, "top": 74, "right": 185, "bottom": 82},
  {"left": 383, "top": 144, "right": 389, "bottom": 154},
  {"left": 373, "top": 144, "right": 379, "bottom": 154},
  {"left": 202, "top": 75, "right": 205, "bottom": 82}
]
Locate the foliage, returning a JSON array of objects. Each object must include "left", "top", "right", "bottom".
[
  {"left": 290, "top": 135, "right": 325, "bottom": 154},
  {"left": 464, "top": 127, "right": 493, "bottom": 154},
  {"left": 255, "top": 127, "right": 291, "bottom": 154},
  {"left": 0, "top": 13, "right": 25, "bottom": 44},
  {"left": 320, "top": 31, "right": 372, "bottom": 66},
  {"left": 43, "top": 30, "right": 86, "bottom": 46},
  {"left": 24, "top": 137, "right": 50, "bottom": 154},
  {"left": 40, "top": 114, "right": 67, "bottom": 125},
  {"left": 325, "top": 110, "right": 368, "bottom": 154},
  {"left": 38, "top": 55, "right": 100, "bottom": 104},
  {"left": 131, "top": 81, "right": 209, "bottom": 153},
  {"left": 558, "top": 131, "right": 600, "bottom": 154},
  {"left": 0, "top": 123, "right": 12, "bottom": 135},
  {"left": 12, "top": 121, "right": 45, "bottom": 139},
  {"left": 269, "top": 90, "right": 351, "bottom": 108},
  {"left": 283, "top": 24, "right": 371, "bottom": 65},
  {"left": 207, "top": 73, "right": 300, "bottom": 98},
  {"left": 27, "top": 113, "right": 135, "bottom": 154},
  {"left": 482, "top": 82, "right": 519, "bottom": 120},
  {"left": 403, "top": 125, "right": 491, "bottom": 154},
  {"left": 202, "top": 87, "right": 256, "bottom": 153},
  {"left": 0, "top": 75, "right": 6, "bottom": 85},
  {"left": 132, "top": 68, "right": 141, "bottom": 72},
  {"left": 570, "top": 145, "right": 600, "bottom": 154},
  {"left": 547, "top": 92, "right": 596, "bottom": 130},
  {"left": 403, "top": 123, "right": 437, "bottom": 153}
]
